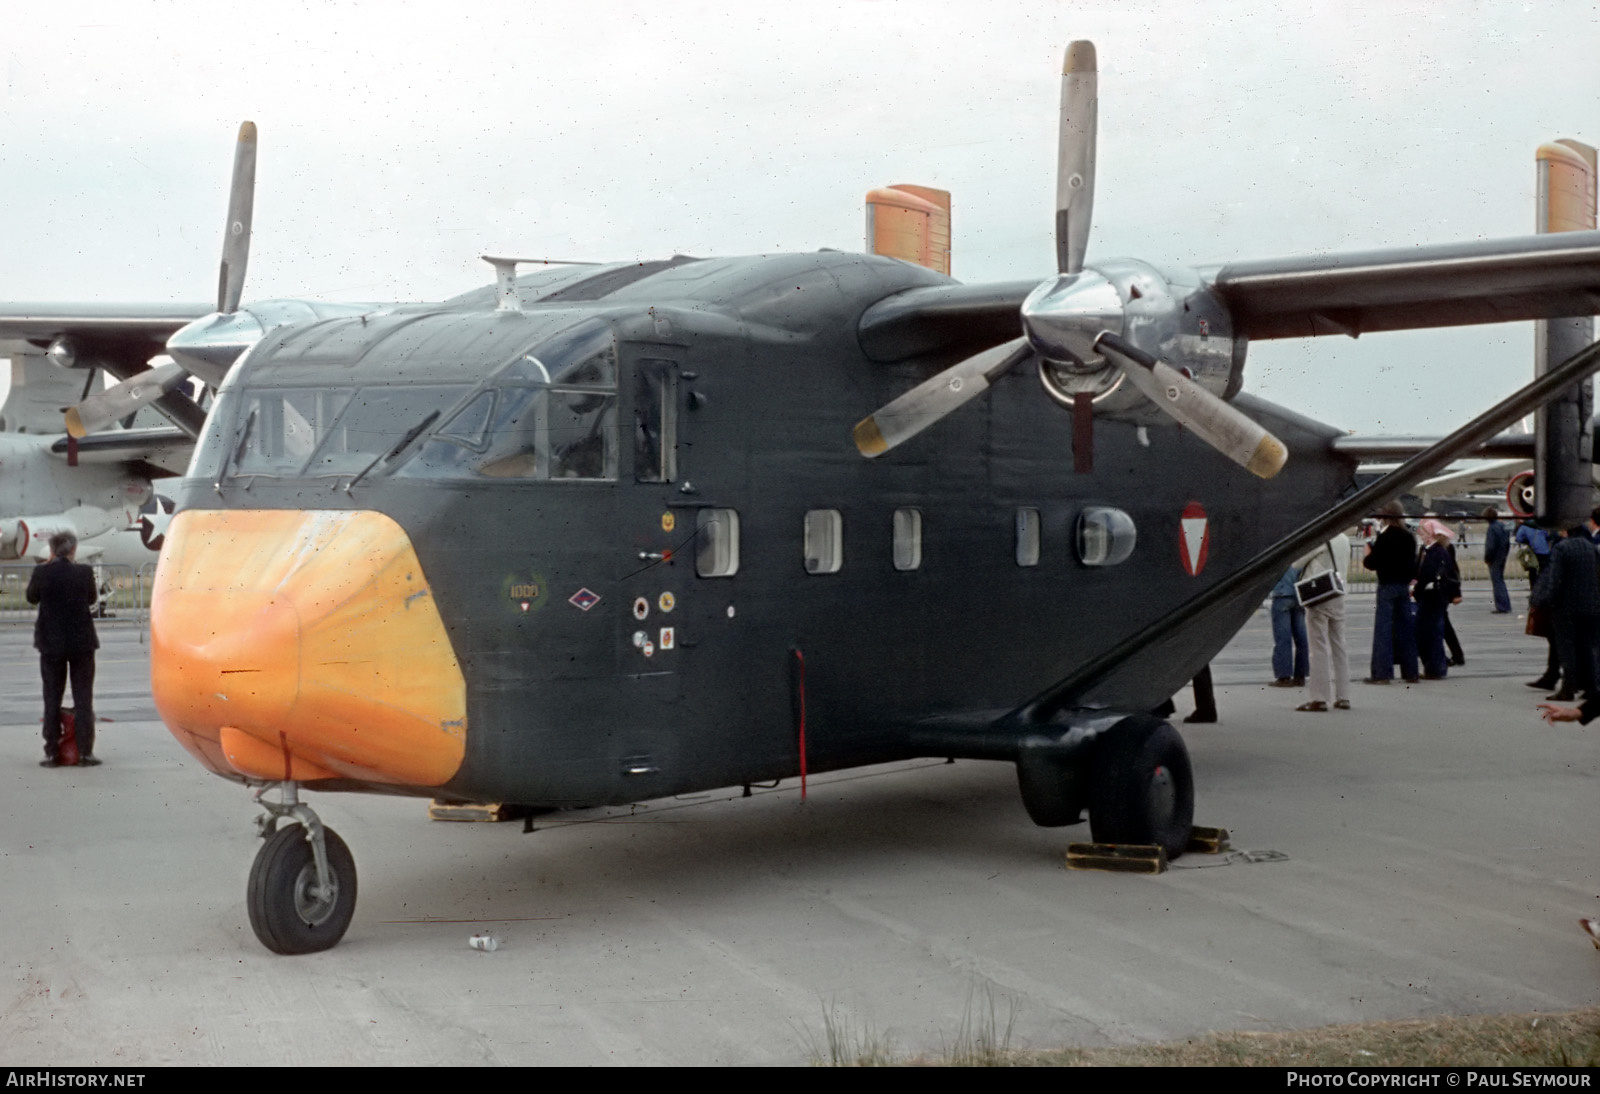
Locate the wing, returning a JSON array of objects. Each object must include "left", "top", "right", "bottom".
[
  {"left": 0, "top": 303, "right": 210, "bottom": 359},
  {"left": 0, "top": 304, "right": 213, "bottom": 437},
  {"left": 858, "top": 230, "right": 1600, "bottom": 362},
  {"left": 1413, "top": 458, "right": 1533, "bottom": 502},
  {"left": 1212, "top": 230, "right": 1600, "bottom": 340}
]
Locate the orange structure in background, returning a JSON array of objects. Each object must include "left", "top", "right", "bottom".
[
  {"left": 150, "top": 509, "right": 467, "bottom": 787},
  {"left": 866, "top": 184, "right": 951, "bottom": 274},
  {"left": 1538, "top": 140, "right": 1597, "bottom": 234}
]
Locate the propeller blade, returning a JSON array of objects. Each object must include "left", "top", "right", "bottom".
[
  {"left": 64, "top": 361, "right": 188, "bottom": 438},
  {"left": 217, "top": 120, "right": 257, "bottom": 314},
  {"left": 1096, "top": 333, "right": 1288, "bottom": 479},
  {"left": 1055, "top": 40, "right": 1097, "bottom": 275},
  {"left": 854, "top": 338, "right": 1031, "bottom": 457}
]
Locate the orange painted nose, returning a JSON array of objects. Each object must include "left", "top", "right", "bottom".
[{"left": 151, "top": 510, "right": 467, "bottom": 787}]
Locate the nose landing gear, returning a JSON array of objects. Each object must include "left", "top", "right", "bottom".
[{"left": 247, "top": 782, "right": 357, "bottom": 954}]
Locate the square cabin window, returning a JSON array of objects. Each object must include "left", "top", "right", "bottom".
[
  {"left": 1016, "top": 507, "right": 1041, "bottom": 567},
  {"left": 893, "top": 508, "right": 922, "bottom": 571},
  {"left": 696, "top": 508, "right": 740, "bottom": 577},
  {"left": 804, "top": 509, "right": 843, "bottom": 574}
]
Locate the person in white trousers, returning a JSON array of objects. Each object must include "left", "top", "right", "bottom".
[{"left": 1294, "top": 532, "right": 1353, "bottom": 712}]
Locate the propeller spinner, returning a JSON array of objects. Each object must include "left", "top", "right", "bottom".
[{"left": 855, "top": 41, "right": 1288, "bottom": 480}]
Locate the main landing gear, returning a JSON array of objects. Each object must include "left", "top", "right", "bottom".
[
  {"left": 247, "top": 782, "right": 357, "bottom": 954},
  {"left": 1016, "top": 713, "right": 1195, "bottom": 859},
  {"left": 1086, "top": 714, "right": 1194, "bottom": 858}
]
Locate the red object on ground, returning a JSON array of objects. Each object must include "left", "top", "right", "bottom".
[{"left": 58, "top": 707, "right": 79, "bottom": 767}]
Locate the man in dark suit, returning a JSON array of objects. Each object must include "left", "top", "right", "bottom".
[
  {"left": 26, "top": 531, "right": 100, "bottom": 768},
  {"left": 1531, "top": 522, "right": 1600, "bottom": 702}
]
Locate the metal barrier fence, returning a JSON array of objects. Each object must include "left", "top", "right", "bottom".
[
  {"left": 1341, "top": 542, "right": 1493, "bottom": 589},
  {"left": 0, "top": 563, "right": 154, "bottom": 637}
]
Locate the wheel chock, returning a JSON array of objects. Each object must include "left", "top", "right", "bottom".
[
  {"left": 428, "top": 799, "right": 515, "bottom": 822},
  {"left": 1065, "top": 842, "right": 1168, "bottom": 874},
  {"left": 1186, "top": 825, "right": 1230, "bottom": 854}
]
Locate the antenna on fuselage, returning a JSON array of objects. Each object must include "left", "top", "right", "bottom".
[{"left": 479, "top": 255, "right": 602, "bottom": 313}]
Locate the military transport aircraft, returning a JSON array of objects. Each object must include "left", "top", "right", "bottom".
[{"left": 6, "top": 41, "right": 1600, "bottom": 955}]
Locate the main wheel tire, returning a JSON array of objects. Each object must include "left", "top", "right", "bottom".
[
  {"left": 1087, "top": 715, "right": 1194, "bottom": 859},
  {"left": 247, "top": 823, "right": 357, "bottom": 954}
]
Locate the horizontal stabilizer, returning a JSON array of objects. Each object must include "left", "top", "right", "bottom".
[{"left": 49, "top": 427, "right": 194, "bottom": 474}]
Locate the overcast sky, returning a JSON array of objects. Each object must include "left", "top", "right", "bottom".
[{"left": 1, "top": 0, "right": 1596, "bottom": 433}]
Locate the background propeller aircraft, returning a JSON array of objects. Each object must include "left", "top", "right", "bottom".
[
  {"left": 5, "top": 38, "right": 1600, "bottom": 956},
  {"left": 0, "top": 353, "right": 185, "bottom": 566}
]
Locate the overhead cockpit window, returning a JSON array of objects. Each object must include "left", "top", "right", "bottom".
[{"left": 1077, "top": 507, "right": 1137, "bottom": 567}]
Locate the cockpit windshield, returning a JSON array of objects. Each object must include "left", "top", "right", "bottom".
[
  {"left": 190, "top": 384, "right": 469, "bottom": 482},
  {"left": 187, "top": 316, "right": 620, "bottom": 486}
]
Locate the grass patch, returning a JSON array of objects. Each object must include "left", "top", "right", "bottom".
[{"left": 807, "top": 1006, "right": 1600, "bottom": 1067}]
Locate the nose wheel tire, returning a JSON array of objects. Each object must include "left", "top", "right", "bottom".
[
  {"left": 247, "top": 823, "right": 357, "bottom": 954},
  {"left": 1087, "top": 714, "right": 1194, "bottom": 859}
]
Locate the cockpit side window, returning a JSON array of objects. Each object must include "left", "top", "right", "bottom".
[
  {"left": 436, "top": 390, "right": 495, "bottom": 448},
  {"left": 398, "top": 323, "right": 620, "bottom": 483}
]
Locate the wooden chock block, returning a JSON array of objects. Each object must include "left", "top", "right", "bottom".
[
  {"left": 428, "top": 799, "right": 514, "bottom": 822},
  {"left": 1065, "top": 842, "right": 1168, "bottom": 874},
  {"left": 1187, "top": 825, "right": 1231, "bottom": 854}
]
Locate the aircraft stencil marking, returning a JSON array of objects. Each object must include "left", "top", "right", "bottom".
[{"left": 1180, "top": 502, "right": 1210, "bottom": 577}]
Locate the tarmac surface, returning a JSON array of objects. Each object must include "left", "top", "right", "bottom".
[{"left": 1, "top": 583, "right": 1596, "bottom": 1066}]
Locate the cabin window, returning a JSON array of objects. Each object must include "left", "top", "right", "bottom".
[
  {"left": 1077, "top": 507, "right": 1138, "bottom": 567},
  {"left": 803, "top": 509, "right": 843, "bottom": 574},
  {"left": 893, "top": 508, "right": 922, "bottom": 571},
  {"left": 696, "top": 509, "right": 740, "bottom": 577},
  {"left": 634, "top": 359, "right": 678, "bottom": 483},
  {"left": 1016, "top": 507, "right": 1041, "bottom": 567}
]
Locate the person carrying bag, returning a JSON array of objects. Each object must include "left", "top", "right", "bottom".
[{"left": 1293, "top": 533, "right": 1352, "bottom": 712}]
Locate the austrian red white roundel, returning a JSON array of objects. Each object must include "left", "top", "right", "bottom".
[{"left": 1179, "top": 502, "right": 1209, "bottom": 576}]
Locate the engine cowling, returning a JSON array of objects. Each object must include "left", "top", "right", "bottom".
[{"left": 0, "top": 507, "right": 117, "bottom": 561}]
